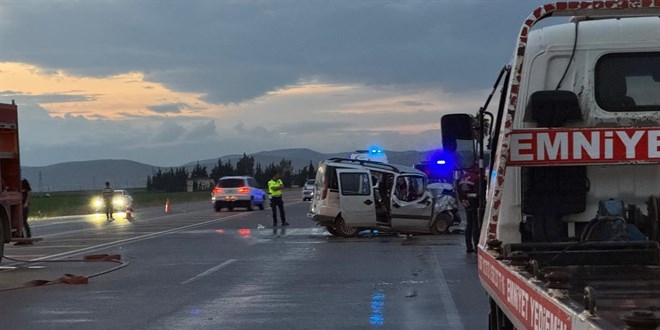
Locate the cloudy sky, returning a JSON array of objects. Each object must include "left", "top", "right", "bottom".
[{"left": 1, "top": 0, "right": 550, "bottom": 167}]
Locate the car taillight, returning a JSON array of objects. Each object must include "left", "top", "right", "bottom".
[
  {"left": 238, "top": 187, "right": 250, "bottom": 194},
  {"left": 212, "top": 187, "right": 223, "bottom": 194}
]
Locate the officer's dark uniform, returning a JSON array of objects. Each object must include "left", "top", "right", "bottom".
[
  {"left": 458, "top": 169, "right": 480, "bottom": 253},
  {"left": 268, "top": 175, "right": 288, "bottom": 227},
  {"left": 102, "top": 182, "right": 114, "bottom": 221}
]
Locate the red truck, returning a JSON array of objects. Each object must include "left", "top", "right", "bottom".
[
  {"left": 442, "top": 1, "right": 660, "bottom": 329},
  {"left": 0, "top": 101, "right": 32, "bottom": 260}
]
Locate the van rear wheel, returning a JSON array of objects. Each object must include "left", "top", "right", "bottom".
[
  {"left": 335, "top": 215, "right": 359, "bottom": 237},
  {"left": 325, "top": 225, "right": 340, "bottom": 236}
]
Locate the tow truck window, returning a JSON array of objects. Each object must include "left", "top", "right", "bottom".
[
  {"left": 595, "top": 52, "right": 660, "bottom": 111},
  {"left": 339, "top": 172, "right": 371, "bottom": 196}
]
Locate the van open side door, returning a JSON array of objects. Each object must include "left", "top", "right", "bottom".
[{"left": 336, "top": 169, "right": 377, "bottom": 227}]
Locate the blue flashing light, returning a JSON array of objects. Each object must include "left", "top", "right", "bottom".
[
  {"left": 417, "top": 150, "right": 455, "bottom": 182},
  {"left": 368, "top": 145, "right": 383, "bottom": 154}
]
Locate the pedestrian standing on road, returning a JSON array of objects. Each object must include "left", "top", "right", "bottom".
[
  {"left": 102, "top": 181, "right": 115, "bottom": 221},
  {"left": 458, "top": 167, "right": 480, "bottom": 253},
  {"left": 20, "top": 178, "right": 32, "bottom": 238},
  {"left": 268, "top": 173, "right": 289, "bottom": 227}
]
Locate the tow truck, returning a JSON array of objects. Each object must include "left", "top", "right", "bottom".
[
  {"left": 441, "top": 2, "right": 660, "bottom": 329},
  {"left": 0, "top": 101, "right": 38, "bottom": 261}
]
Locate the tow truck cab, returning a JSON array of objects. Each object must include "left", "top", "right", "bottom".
[{"left": 442, "top": 3, "right": 660, "bottom": 329}]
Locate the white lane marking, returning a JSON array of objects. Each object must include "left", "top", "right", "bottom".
[
  {"left": 16, "top": 201, "right": 306, "bottom": 264},
  {"left": 284, "top": 241, "right": 326, "bottom": 244},
  {"left": 432, "top": 250, "right": 465, "bottom": 330},
  {"left": 31, "top": 208, "right": 216, "bottom": 238},
  {"left": 22, "top": 212, "right": 252, "bottom": 262},
  {"left": 180, "top": 259, "right": 237, "bottom": 284}
]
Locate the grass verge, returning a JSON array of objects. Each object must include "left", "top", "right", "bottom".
[{"left": 30, "top": 190, "right": 211, "bottom": 219}]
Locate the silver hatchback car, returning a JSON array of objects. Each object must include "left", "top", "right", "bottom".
[
  {"left": 212, "top": 176, "right": 267, "bottom": 211},
  {"left": 301, "top": 179, "right": 315, "bottom": 201}
]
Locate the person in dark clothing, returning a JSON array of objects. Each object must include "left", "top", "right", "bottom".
[
  {"left": 268, "top": 173, "right": 288, "bottom": 227},
  {"left": 458, "top": 168, "right": 480, "bottom": 253},
  {"left": 102, "top": 181, "right": 114, "bottom": 221},
  {"left": 21, "top": 179, "right": 32, "bottom": 238}
]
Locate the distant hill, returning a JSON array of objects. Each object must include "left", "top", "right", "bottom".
[
  {"left": 22, "top": 159, "right": 159, "bottom": 193},
  {"left": 22, "top": 149, "right": 432, "bottom": 192}
]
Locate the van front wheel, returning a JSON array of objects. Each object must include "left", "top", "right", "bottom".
[
  {"left": 431, "top": 212, "right": 452, "bottom": 235},
  {"left": 335, "top": 215, "right": 359, "bottom": 237}
]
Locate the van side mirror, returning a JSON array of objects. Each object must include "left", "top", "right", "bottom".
[{"left": 441, "top": 114, "right": 476, "bottom": 170}]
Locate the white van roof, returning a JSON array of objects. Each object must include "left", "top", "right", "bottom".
[{"left": 322, "top": 158, "right": 424, "bottom": 176}]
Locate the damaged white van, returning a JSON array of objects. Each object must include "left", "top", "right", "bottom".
[{"left": 307, "top": 158, "right": 459, "bottom": 237}]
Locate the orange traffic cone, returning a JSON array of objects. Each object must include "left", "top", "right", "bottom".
[
  {"left": 126, "top": 207, "right": 134, "bottom": 221},
  {"left": 165, "top": 199, "right": 172, "bottom": 213}
]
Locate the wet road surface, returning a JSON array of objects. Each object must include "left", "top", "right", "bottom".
[{"left": 0, "top": 196, "right": 488, "bottom": 329}]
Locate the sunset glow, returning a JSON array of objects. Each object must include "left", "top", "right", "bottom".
[{"left": 1, "top": 62, "right": 212, "bottom": 119}]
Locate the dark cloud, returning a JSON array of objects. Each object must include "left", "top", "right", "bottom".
[
  {"left": 151, "top": 121, "right": 185, "bottom": 143},
  {"left": 398, "top": 100, "right": 431, "bottom": 107},
  {"left": 232, "top": 122, "right": 272, "bottom": 140},
  {"left": 3, "top": 1, "right": 555, "bottom": 167},
  {"left": 183, "top": 120, "right": 216, "bottom": 141},
  {"left": 1, "top": 1, "right": 549, "bottom": 104},
  {"left": 0, "top": 92, "right": 94, "bottom": 104},
  {"left": 147, "top": 102, "right": 187, "bottom": 114},
  {"left": 277, "top": 121, "right": 351, "bottom": 136}
]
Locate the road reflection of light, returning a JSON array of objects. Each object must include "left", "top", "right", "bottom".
[
  {"left": 370, "top": 290, "right": 385, "bottom": 327},
  {"left": 190, "top": 309, "right": 201, "bottom": 315},
  {"left": 86, "top": 213, "right": 111, "bottom": 227},
  {"left": 215, "top": 229, "right": 225, "bottom": 234},
  {"left": 85, "top": 212, "right": 131, "bottom": 227},
  {"left": 238, "top": 228, "right": 251, "bottom": 237}
]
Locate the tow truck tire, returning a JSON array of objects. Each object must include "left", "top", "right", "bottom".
[
  {"left": 247, "top": 198, "right": 254, "bottom": 211},
  {"left": 335, "top": 215, "right": 359, "bottom": 237},
  {"left": 214, "top": 202, "right": 222, "bottom": 212},
  {"left": 431, "top": 212, "right": 452, "bottom": 235},
  {"left": 489, "top": 297, "right": 514, "bottom": 330},
  {"left": 259, "top": 199, "right": 265, "bottom": 210},
  {"left": 648, "top": 196, "right": 659, "bottom": 241},
  {"left": 0, "top": 223, "right": 4, "bottom": 263}
]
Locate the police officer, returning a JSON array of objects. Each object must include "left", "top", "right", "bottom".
[
  {"left": 268, "top": 173, "right": 289, "bottom": 227},
  {"left": 102, "top": 181, "right": 114, "bottom": 221},
  {"left": 458, "top": 167, "right": 480, "bottom": 253},
  {"left": 21, "top": 179, "right": 32, "bottom": 238}
]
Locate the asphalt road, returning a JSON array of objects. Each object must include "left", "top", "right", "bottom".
[{"left": 0, "top": 193, "right": 489, "bottom": 330}]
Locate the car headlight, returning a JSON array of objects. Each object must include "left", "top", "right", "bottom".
[
  {"left": 113, "top": 197, "right": 126, "bottom": 206},
  {"left": 91, "top": 197, "right": 103, "bottom": 209}
]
